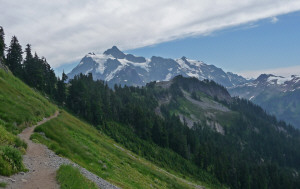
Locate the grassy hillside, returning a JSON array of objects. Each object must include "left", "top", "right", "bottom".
[
  {"left": 31, "top": 110, "right": 218, "bottom": 189},
  {"left": 0, "top": 69, "right": 56, "bottom": 133},
  {"left": 0, "top": 68, "right": 56, "bottom": 176},
  {"left": 0, "top": 65, "right": 220, "bottom": 188}
]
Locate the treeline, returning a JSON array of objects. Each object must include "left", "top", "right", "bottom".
[
  {"left": 2, "top": 26, "right": 300, "bottom": 189},
  {"left": 0, "top": 27, "right": 66, "bottom": 101}
]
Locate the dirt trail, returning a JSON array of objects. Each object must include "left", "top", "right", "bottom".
[
  {"left": 1, "top": 110, "right": 119, "bottom": 189},
  {"left": 4, "top": 111, "right": 60, "bottom": 189}
]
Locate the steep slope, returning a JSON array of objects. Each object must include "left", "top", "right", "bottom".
[
  {"left": 0, "top": 68, "right": 57, "bottom": 133},
  {"left": 31, "top": 110, "right": 215, "bottom": 189},
  {"left": 148, "top": 76, "right": 300, "bottom": 188},
  {"left": 67, "top": 46, "right": 249, "bottom": 87},
  {"left": 229, "top": 74, "right": 300, "bottom": 128},
  {"left": 0, "top": 67, "right": 56, "bottom": 178}
]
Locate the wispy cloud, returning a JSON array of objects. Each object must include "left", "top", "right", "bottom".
[
  {"left": 271, "top": 16, "right": 279, "bottom": 23},
  {"left": 1, "top": 0, "right": 300, "bottom": 67},
  {"left": 239, "top": 65, "right": 300, "bottom": 79}
]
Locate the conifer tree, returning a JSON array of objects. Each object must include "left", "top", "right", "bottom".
[
  {"left": 24, "top": 44, "right": 33, "bottom": 61},
  {"left": 6, "top": 36, "right": 23, "bottom": 77},
  {"left": 43, "top": 57, "right": 57, "bottom": 97},
  {"left": 23, "top": 44, "right": 33, "bottom": 84},
  {"left": 0, "top": 26, "right": 5, "bottom": 59},
  {"left": 56, "top": 71, "right": 68, "bottom": 105}
]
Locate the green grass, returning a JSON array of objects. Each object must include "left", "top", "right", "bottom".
[
  {"left": 0, "top": 69, "right": 57, "bottom": 176},
  {"left": 0, "top": 145, "right": 26, "bottom": 176},
  {"left": 0, "top": 182, "right": 7, "bottom": 188},
  {"left": 57, "top": 165, "right": 98, "bottom": 189},
  {"left": 32, "top": 110, "right": 210, "bottom": 189},
  {"left": 0, "top": 69, "right": 56, "bottom": 133},
  {"left": 0, "top": 124, "right": 27, "bottom": 176}
]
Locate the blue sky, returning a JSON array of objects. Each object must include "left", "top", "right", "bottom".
[
  {"left": 55, "top": 11, "right": 300, "bottom": 78},
  {"left": 126, "top": 11, "right": 300, "bottom": 78}
]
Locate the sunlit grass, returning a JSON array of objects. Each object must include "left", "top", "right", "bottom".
[
  {"left": 0, "top": 69, "right": 56, "bottom": 176},
  {"left": 57, "top": 165, "right": 98, "bottom": 189},
  {"left": 32, "top": 110, "right": 210, "bottom": 189}
]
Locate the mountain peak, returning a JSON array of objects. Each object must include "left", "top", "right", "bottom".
[
  {"left": 104, "top": 46, "right": 125, "bottom": 59},
  {"left": 181, "top": 56, "right": 187, "bottom": 60},
  {"left": 256, "top": 74, "right": 275, "bottom": 81}
]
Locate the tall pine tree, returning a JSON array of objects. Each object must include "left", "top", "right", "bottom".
[
  {"left": 6, "top": 36, "right": 23, "bottom": 78},
  {"left": 0, "top": 26, "right": 5, "bottom": 59},
  {"left": 56, "top": 71, "right": 68, "bottom": 105},
  {"left": 43, "top": 57, "right": 57, "bottom": 97},
  {"left": 23, "top": 44, "right": 33, "bottom": 84}
]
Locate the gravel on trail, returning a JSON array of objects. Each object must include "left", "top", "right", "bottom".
[{"left": 0, "top": 111, "right": 119, "bottom": 189}]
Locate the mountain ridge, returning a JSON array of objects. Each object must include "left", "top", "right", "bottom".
[
  {"left": 67, "top": 46, "right": 250, "bottom": 88},
  {"left": 229, "top": 73, "right": 300, "bottom": 128}
]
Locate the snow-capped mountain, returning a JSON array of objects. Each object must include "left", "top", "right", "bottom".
[
  {"left": 67, "top": 46, "right": 249, "bottom": 87},
  {"left": 229, "top": 74, "right": 300, "bottom": 128},
  {"left": 229, "top": 74, "right": 300, "bottom": 100}
]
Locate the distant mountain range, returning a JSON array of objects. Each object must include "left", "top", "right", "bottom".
[
  {"left": 229, "top": 74, "right": 300, "bottom": 129},
  {"left": 67, "top": 46, "right": 249, "bottom": 87},
  {"left": 67, "top": 46, "right": 300, "bottom": 129}
]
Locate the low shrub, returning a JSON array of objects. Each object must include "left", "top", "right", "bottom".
[{"left": 0, "top": 146, "right": 25, "bottom": 176}]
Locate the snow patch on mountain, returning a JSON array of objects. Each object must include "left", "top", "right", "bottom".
[
  {"left": 267, "top": 75, "right": 292, "bottom": 85},
  {"left": 67, "top": 46, "right": 249, "bottom": 88},
  {"left": 165, "top": 73, "right": 172, "bottom": 81}
]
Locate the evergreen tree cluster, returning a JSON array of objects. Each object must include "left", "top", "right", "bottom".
[{"left": 0, "top": 28, "right": 63, "bottom": 99}]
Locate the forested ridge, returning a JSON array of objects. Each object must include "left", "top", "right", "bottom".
[{"left": 1, "top": 26, "right": 300, "bottom": 189}]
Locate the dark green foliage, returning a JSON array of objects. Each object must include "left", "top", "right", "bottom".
[
  {"left": 23, "top": 48, "right": 57, "bottom": 97},
  {"left": 0, "top": 146, "right": 25, "bottom": 176},
  {"left": 6, "top": 36, "right": 23, "bottom": 78},
  {"left": 56, "top": 71, "right": 68, "bottom": 105},
  {"left": 0, "top": 26, "right": 5, "bottom": 59}
]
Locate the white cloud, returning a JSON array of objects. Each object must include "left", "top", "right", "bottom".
[
  {"left": 239, "top": 65, "right": 300, "bottom": 79},
  {"left": 271, "top": 16, "right": 279, "bottom": 23},
  {"left": 1, "top": 0, "right": 300, "bottom": 68}
]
